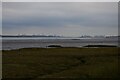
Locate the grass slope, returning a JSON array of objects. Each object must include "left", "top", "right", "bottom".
[{"left": 2, "top": 48, "right": 119, "bottom": 79}]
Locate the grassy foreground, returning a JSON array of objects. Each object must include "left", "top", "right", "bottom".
[{"left": 2, "top": 47, "right": 119, "bottom": 79}]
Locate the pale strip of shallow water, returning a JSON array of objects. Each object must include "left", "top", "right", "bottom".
[{"left": 2, "top": 37, "right": 118, "bottom": 50}]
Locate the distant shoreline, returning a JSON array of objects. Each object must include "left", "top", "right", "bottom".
[
  {"left": 1, "top": 36, "right": 61, "bottom": 37},
  {"left": 1, "top": 35, "right": 119, "bottom": 38}
]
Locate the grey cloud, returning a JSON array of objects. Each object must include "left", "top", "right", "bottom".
[
  {"left": 3, "top": 12, "right": 117, "bottom": 28},
  {"left": 2, "top": 2, "right": 118, "bottom": 36}
]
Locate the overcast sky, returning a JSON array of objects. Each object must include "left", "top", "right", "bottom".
[{"left": 2, "top": 2, "right": 118, "bottom": 36}]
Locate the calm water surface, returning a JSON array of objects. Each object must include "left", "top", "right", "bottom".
[{"left": 2, "top": 37, "right": 118, "bottom": 50}]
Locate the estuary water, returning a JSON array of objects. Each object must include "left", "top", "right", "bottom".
[{"left": 1, "top": 37, "right": 118, "bottom": 50}]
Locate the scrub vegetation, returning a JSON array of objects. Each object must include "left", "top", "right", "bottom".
[{"left": 2, "top": 47, "right": 119, "bottom": 79}]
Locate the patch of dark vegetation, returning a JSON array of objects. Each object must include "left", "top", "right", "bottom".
[
  {"left": 80, "top": 59, "right": 86, "bottom": 64},
  {"left": 2, "top": 48, "right": 119, "bottom": 79},
  {"left": 84, "top": 45, "right": 117, "bottom": 47},
  {"left": 1, "top": 78, "right": 34, "bottom": 80},
  {"left": 47, "top": 45, "right": 62, "bottom": 48},
  {"left": 76, "top": 57, "right": 86, "bottom": 64},
  {"left": 71, "top": 39, "right": 80, "bottom": 40}
]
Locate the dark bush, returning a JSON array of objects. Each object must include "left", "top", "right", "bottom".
[
  {"left": 47, "top": 45, "right": 62, "bottom": 48},
  {"left": 84, "top": 45, "right": 117, "bottom": 47}
]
